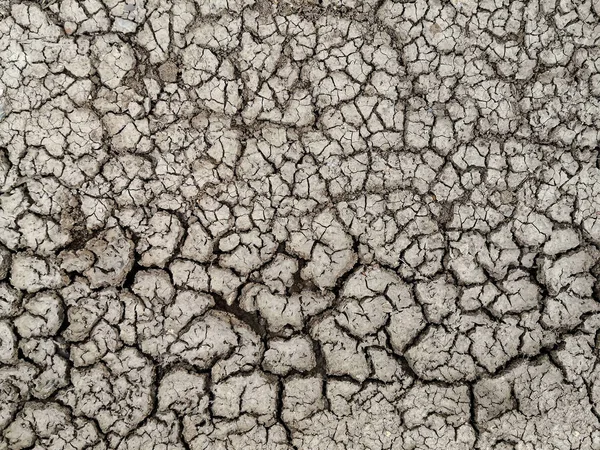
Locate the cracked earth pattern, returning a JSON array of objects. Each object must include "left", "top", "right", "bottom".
[{"left": 1, "top": 0, "right": 600, "bottom": 449}]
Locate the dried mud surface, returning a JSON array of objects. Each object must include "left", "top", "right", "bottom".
[{"left": 1, "top": 0, "right": 600, "bottom": 448}]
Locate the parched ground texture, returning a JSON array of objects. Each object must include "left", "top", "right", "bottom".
[{"left": 1, "top": 0, "right": 600, "bottom": 448}]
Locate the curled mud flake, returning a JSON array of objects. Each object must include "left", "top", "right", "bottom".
[
  {"left": 83, "top": 226, "right": 135, "bottom": 289},
  {"left": 10, "top": 254, "right": 68, "bottom": 293},
  {"left": 13, "top": 292, "right": 64, "bottom": 339}
]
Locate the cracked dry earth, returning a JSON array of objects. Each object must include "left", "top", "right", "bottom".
[{"left": 2, "top": 0, "right": 600, "bottom": 449}]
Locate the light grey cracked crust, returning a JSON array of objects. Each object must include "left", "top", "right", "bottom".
[{"left": 1, "top": 0, "right": 600, "bottom": 448}]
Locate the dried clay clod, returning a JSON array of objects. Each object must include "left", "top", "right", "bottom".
[{"left": 1, "top": 0, "right": 600, "bottom": 448}]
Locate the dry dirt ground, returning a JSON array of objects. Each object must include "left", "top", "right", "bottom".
[{"left": 1, "top": 0, "right": 600, "bottom": 448}]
